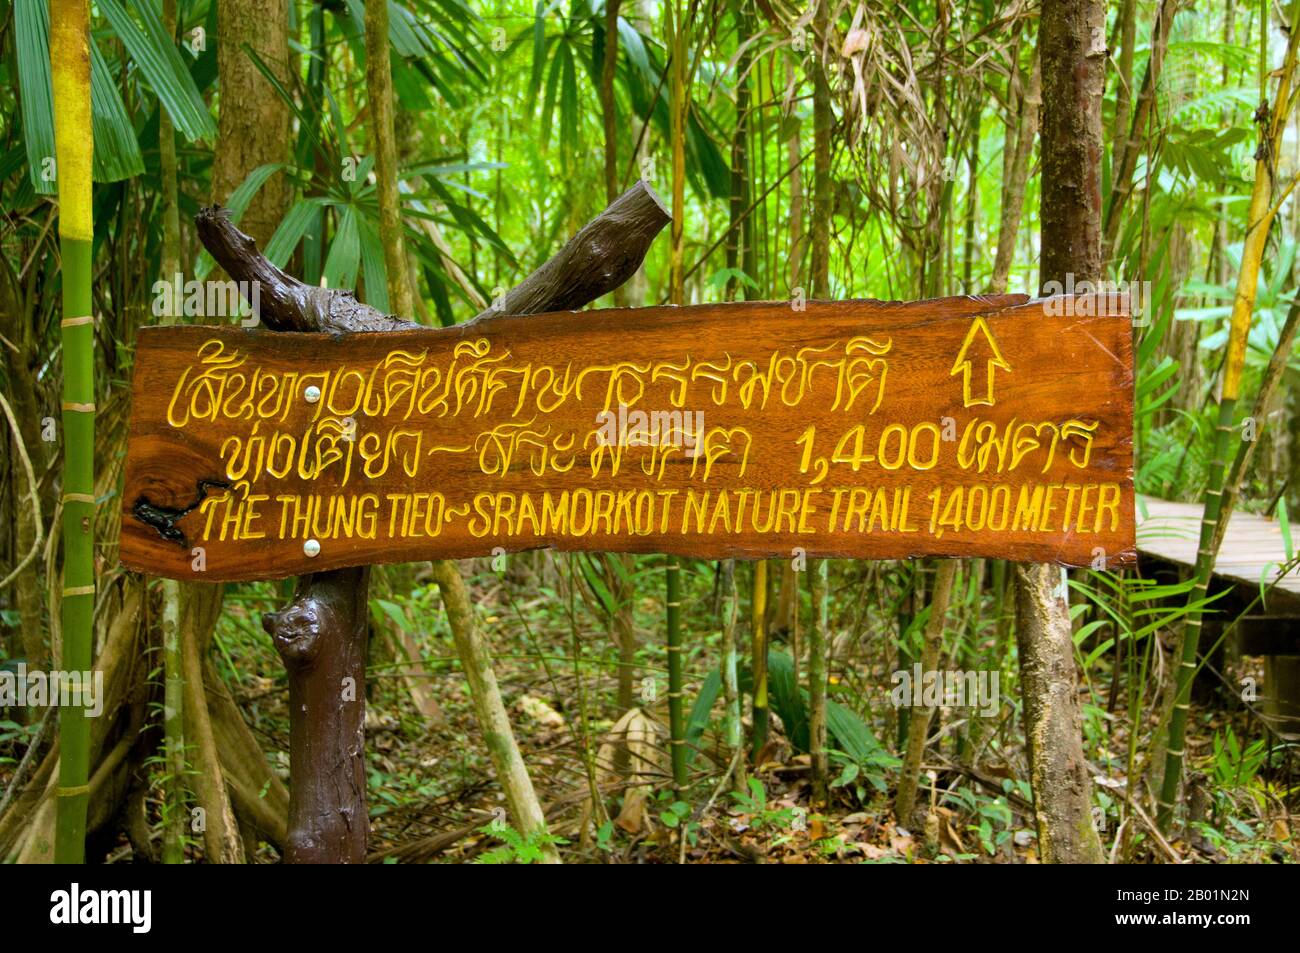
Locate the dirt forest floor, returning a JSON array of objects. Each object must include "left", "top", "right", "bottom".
[{"left": 80, "top": 554, "right": 1282, "bottom": 866}]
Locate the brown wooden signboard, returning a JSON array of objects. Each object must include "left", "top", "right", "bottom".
[{"left": 120, "top": 293, "right": 1135, "bottom": 581}]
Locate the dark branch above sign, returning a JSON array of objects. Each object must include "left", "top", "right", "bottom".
[{"left": 120, "top": 293, "right": 1135, "bottom": 581}]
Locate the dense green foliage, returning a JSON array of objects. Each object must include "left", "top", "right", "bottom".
[{"left": 0, "top": 0, "right": 1296, "bottom": 864}]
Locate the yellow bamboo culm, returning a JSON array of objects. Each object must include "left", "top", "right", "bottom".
[
  {"left": 1223, "top": 150, "right": 1276, "bottom": 402},
  {"left": 50, "top": 0, "right": 96, "bottom": 864},
  {"left": 1223, "top": 2, "right": 1300, "bottom": 402},
  {"left": 49, "top": 0, "right": 93, "bottom": 242}
]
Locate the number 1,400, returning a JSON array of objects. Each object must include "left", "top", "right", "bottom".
[{"left": 796, "top": 422, "right": 942, "bottom": 484}]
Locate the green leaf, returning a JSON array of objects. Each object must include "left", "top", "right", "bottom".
[
  {"left": 686, "top": 106, "right": 730, "bottom": 199},
  {"left": 825, "top": 699, "right": 886, "bottom": 765},
  {"left": 683, "top": 668, "right": 721, "bottom": 767},
  {"left": 707, "top": 267, "right": 758, "bottom": 293},
  {"left": 324, "top": 205, "right": 362, "bottom": 291},
  {"left": 264, "top": 199, "right": 324, "bottom": 268},
  {"left": 766, "top": 650, "right": 809, "bottom": 753},
  {"left": 89, "top": 35, "right": 147, "bottom": 182},
  {"left": 529, "top": 1, "right": 548, "bottom": 103},
  {"left": 358, "top": 213, "right": 390, "bottom": 311},
  {"left": 575, "top": 554, "right": 614, "bottom": 611},
  {"left": 1280, "top": 498, "right": 1294, "bottom": 562},
  {"left": 560, "top": 42, "right": 578, "bottom": 156},
  {"left": 224, "top": 163, "right": 285, "bottom": 222},
  {"left": 14, "top": 0, "right": 56, "bottom": 194},
  {"left": 373, "top": 598, "right": 410, "bottom": 633},
  {"left": 98, "top": 0, "right": 217, "bottom": 142},
  {"left": 540, "top": 40, "right": 564, "bottom": 151},
  {"left": 14, "top": 0, "right": 145, "bottom": 191},
  {"left": 831, "top": 760, "right": 859, "bottom": 789},
  {"left": 616, "top": 17, "right": 654, "bottom": 83}
]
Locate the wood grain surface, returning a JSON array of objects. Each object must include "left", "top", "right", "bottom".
[{"left": 121, "top": 293, "right": 1135, "bottom": 581}]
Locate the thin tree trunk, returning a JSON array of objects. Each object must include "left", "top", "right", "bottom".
[
  {"left": 895, "top": 560, "right": 957, "bottom": 825},
  {"left": 726, "top": 5, "right": 752, "bottom": 301},
  {"left": 183, "top": 586, "right": 244, "bottom": 863},
  {"left": 808, "top": 559, "right": 829, "bottom": 806},
  {"left": 961, "top": 98, "right": 980, "bottom": 292},
  {"left": 429, "top": 561, "right": 559, "bottom": 862},
  {"left": 810, "top": 0, "right": 832, "bottom": 298},
  {"left": 1101, "top": 0, "right": 1179, "bottom": 262},
  {"left": 1025, "top": 0, "right": 1107, "bottom": 864},
  {"left": 665, "top": 0, "right": 690, "bottom": 786},
  {"left": 601, "top": 556, "right": 636, "bottom": 713},
  {"left": 364, "top": 0, "right": 412, "bottom": 317},
  {"left": 807, "top": 0, "right": 833, "bottom": 795},
  {"left": 786, "top": 63, "right": 805, "bottom": 292},
  {"left": 750, "top": 560, "right": 769, "bottom": 761},
  {"left": 600, "top": 2, "right": 637, "bottom": 711},
  {"left": 989, "top": 47, "right": 1039, "bottom": 294},
  {"left": 719, "top": 559, "right": 746, "bottom": 791},
  {"left": 1111, "top": 0, "right": 1137, "bottom": 166},
  {"left": 211, "top": 0, "right": 289, "bottom": 246},
  {"left": 384, "top": 622, "right": 444, "bottom": 724},
  {"left": 158, "top": 0, "right": 187, "bottom": 863},
  {"left": 602, "top": 0, "right": 622, "bottom": 206},
  {"left": 49, "top": 0, "right": 94, "bottom": 865}
]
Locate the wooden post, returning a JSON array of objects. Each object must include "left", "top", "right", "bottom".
[{"left": 190, "top": 180, "right": 669, "bottom": 862}]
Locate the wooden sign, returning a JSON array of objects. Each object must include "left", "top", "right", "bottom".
[{"left": 120, "top": 294, "right": 1135, "bottom": 581}]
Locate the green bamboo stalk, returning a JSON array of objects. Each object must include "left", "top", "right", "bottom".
[
  {"left": 160, "top": 580, "right": 186, "bottom": 863},
  {"left": 666, "top": 557, "right": 686, "bottom": 789},
  {"left": 157, "top": 0, "right": 187, "bottom": 867},
  {"left": 808, "top": 559, "right": 829, "bottom": 805},
  {"left": 1156, "top": 399, "right": 1236, "bottom": 828},
  {"left": 750, "top": 560, "right": 769, "bottom": 761},
  {"left": 1156, "top": 0, "right": 1300, "bottom": 831},
  {"left": 50, "top": 0, "right": 94, "bottom": 865},
  {"left": 664, "top": 0, "right": 689, "bottom": 791},
  {"left": 808, "top": 0, "right": 833, "bottom": 801},
  {"left": 718, "top": 559, "right": 745, "bottom": 791}
]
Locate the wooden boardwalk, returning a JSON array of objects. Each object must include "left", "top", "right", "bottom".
[{"left": 1136, "top": 495, "right": 1300, "bottom": 600}]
